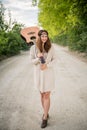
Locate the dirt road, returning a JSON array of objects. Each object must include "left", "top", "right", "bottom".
[{"left": 0, "top": 44, "right": 87, "bottom": 130}]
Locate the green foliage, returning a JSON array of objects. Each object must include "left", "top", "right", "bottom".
[
  {"left": 0, "top": 2, "right": 29, "bottom": 60},
  {"left": 32, "top": 0, "right": 37, "bottom": 6},
  {"left": 53, "top": 33, "right": 68, "bottom": 46},
  {"left": 68, "top": 25, "right": 87, "bottom": 52},
  {"left": 0, "top": 31, "right": 8, "bottom": 55},
  {"left": 0, "top": 1, "right": 6, "bottom": 30},
  {"left": 38, "top": 0, "right": 87, "bottom": 53}
]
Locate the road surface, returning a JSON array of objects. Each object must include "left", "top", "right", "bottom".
[{"left": 0, "top": 44, "right": 87, "bottom": 130}]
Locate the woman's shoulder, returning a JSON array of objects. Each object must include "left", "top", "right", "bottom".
[
  {"left": 30, "top": 44, "right": 35, "bottom": 49},
  {"left": 30, "top": 45, "right": 35, "bottom": 51}
]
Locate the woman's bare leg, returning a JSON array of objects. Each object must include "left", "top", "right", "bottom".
[
  {"left": 40, "top": 92, "right": 44, "bottom": 109},
  {"left": 40, "top": 92, "right": 50, "bottom": 128},
  {"left": 40, "top": 91, "right": 51, "bottom": 119},
  {"left": 43, "top": 92, "right": 50, "bottom": 119}
]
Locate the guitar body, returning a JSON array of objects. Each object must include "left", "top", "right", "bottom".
[{"left": 20, "top": 26, "right": 40, "bottom": 45}]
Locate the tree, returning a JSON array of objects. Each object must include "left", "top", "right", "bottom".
[
  {"left": 32, "top": 0, "right": 37, "bottom": 6},
  {"left": 38, "top": 0, "right": 87, "bottom": 52},
  {"left": 0, "top": 1, "right": 5, "bottom": 30}
]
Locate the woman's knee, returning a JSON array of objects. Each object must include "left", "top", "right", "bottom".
[
  {"left": 40, "top": 92, "right": 45, "bottom": 98},
  {"left": 44, "top": 92, "right": 50, "bottom": 99}
]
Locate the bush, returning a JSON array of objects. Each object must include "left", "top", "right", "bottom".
[
  {"left": 53, "top": 33, "right": 68, "bottom": 46},
  {"left": 0, "top": 24, "right": 29, "bottom": 60},
  {"left": 68, "top": 25, "right": 87, "bottom": 52}
]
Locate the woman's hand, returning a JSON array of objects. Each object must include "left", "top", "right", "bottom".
[
  {"left": 40, "top": 64, "right": 48, "bottom": 70},
  {"left": 37, "top": 53, "right": 43, "bottom": 58}
]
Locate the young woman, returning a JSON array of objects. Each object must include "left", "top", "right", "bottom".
[{"left": 30, "top": 30, "right": 57, "bottom": 128}]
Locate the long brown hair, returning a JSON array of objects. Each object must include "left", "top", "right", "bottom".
[{"left": 36, "top": 30, "right": 51, "bottom": 53}]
